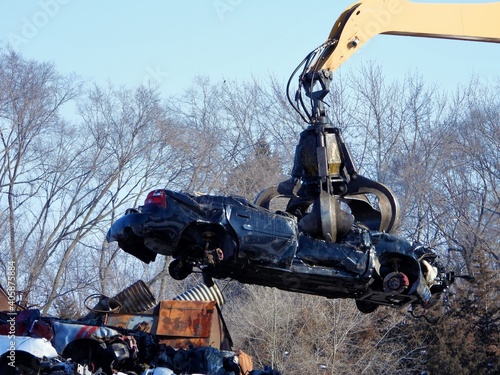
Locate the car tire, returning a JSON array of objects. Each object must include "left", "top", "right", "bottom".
[
  {"left": 355, "top": 300, "right": 379, "bottom": 314},
  {"left": 169, "top": 259, "right": 193, "bottom": 280},
  {"left": 0, "top": 353, "right": 40, "bottom": 375}
]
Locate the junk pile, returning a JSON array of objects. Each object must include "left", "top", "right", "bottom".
[{"left": 0, "top": 281, "right": 281, "bottom": 375}]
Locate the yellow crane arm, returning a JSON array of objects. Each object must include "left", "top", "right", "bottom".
[
  {"left": 280, "top": 1, "right": 500, "bottom": 239},
  {"left": 316, "top": 0, "right": 500, "bottom": 72}
]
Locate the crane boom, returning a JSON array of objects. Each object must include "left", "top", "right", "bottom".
[
  {"left": 262, "top": 0, "right": 500, "bottom": 244},
  {"left": 316, "top": 0, "right": 500, "bottom": 73}
]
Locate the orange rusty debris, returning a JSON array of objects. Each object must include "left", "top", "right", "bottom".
[{"left": 105, "top": 299, "right": 232, "bottom": 350}]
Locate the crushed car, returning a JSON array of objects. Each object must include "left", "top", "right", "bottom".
[{"left": 107, "top": 189, "right": 455, "bottom": 314}]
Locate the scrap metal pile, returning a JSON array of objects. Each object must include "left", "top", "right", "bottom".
[{"left": 0, "top": 281, "right": 279, "bottom": 375}]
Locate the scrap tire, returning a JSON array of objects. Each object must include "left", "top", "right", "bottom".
[
  {"left": 169, "top": 259, "right": 193, "bottom": 280},
  {"left": 356, "top": 300, "right": 379, "bottom": 314},
  {"left": 0, "top": 353, "right": 40, "bottom": 375}
]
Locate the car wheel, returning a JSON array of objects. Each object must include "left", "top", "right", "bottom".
[
  {"left": 169, "top": 259, "right": 193, "bottom": 280},
  {"left": 356, "top": 300, "right": 379, "bottom": 314},
  {"left": 0, "top": 353, "right": 40, "bottom": 375}
]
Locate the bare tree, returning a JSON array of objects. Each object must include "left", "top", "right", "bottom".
[
  {"left": 0, "top": 52, "right": 193, "bottom": 311},
  {"left": 427, "top": 79, "right": 499, "bottom": 273},
  {"left": 165, "top": 76, "right": 296, "bottom": 199},
  {"left": 0, "top": 48, "right": 80, "bottom": 307},
  {"left": 393, "top": 78, "right": 500, "bottom": 374}
]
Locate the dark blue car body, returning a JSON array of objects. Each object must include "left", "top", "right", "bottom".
[{"left": 107, "top": 190, "right": 453, "bottom": 313}]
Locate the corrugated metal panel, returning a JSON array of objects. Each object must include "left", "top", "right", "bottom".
[
  {"left": 113, "top": 280, "right": 157, "bottom": 313},
  {"left": 173, "top": 282, "right": 225, "bottom": 307}
]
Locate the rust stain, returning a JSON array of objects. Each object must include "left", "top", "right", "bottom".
[
  {"left": 157, "top": 300, "right": 215, "bottom": 338},
  {"left": 105, "top": 300, "right": 224, "bottom": 349}
]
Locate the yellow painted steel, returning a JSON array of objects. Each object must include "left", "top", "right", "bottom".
[{"left": 316, "top": 0, "right": 500, "bottom": 72}]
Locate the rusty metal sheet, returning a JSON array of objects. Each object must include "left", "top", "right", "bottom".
[
  {"left": 156, "top": 300, "right": 215, "bottom": 338},
  {"left": 0, "top": 284, "right": 24, "bottom": 312},
  {"left": 105, "top": 300, "right": 226, "bottom": 349},
  {"left": 105, "top": 313, "right": 156, "bottom": 333},
  {"left": 0, "top": 285, "right": 11, "bottom": 312}
]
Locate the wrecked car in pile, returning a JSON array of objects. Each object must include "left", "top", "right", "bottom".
[{"left": 0, "top": 281, "right": 261, "bottom": 375}]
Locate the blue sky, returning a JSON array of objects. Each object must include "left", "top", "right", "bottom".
[{"left": 1, "top": 0, "right": 499, "bottom": 98}]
